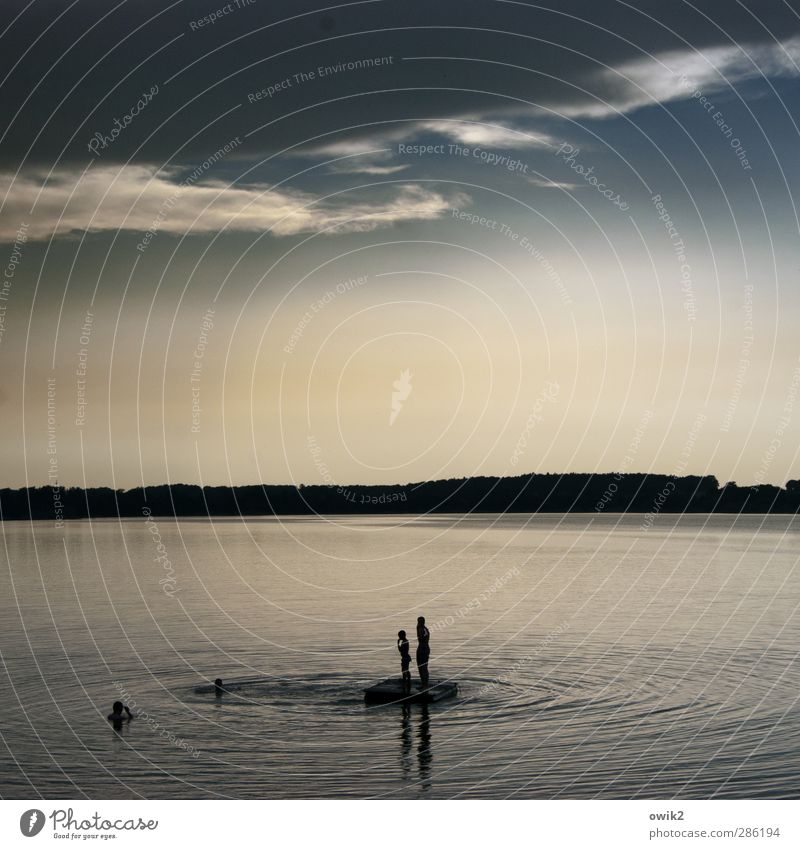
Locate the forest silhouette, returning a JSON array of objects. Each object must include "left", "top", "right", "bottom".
[{"left": 2, "top": 473, "right": 799, "bottom": 520}]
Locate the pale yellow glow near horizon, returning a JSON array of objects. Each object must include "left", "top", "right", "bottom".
[{"left": 4, "top": 236, "right": 799, "bottom": 490}]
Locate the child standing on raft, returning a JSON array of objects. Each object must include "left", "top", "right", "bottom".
[{"left": 397, "top": 630, "right": 411, "bottom": 693}]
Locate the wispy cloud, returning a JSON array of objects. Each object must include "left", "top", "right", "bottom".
[
  {"left": 526, "top": 176, "right": 582, "bottom": 190},
  {"left": 1, "top": 166, "right": 465, "bottom": 241},
  {"left": 325, "top": 156, "right": 411, "bottom": 177},
  {"left": 335, "top": 163, "right": 411, "bottom": 176},
  {"left": 562, "top": 36, "right": 800, "bottom": 118},
  {"left": 304, "top": 118, "right": 559, "bottom": 159},
  {"left": 417, "top": 119, "right": 556, "bottom": 149}
]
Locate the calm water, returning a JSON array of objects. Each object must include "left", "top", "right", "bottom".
[{"left": 1, "top": 513, "right": 799, "bottom": 799}]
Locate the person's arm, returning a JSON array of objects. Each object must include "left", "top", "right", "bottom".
[{"left": 123, "top": 705, "right": 134, "bottom": 719}]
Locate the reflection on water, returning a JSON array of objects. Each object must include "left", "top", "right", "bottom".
[
  {"left": 1, "top": 513, "right": 799, "bottom": 798},
  {"left": 418, "top": 705, "right": 432, "bottom": 792},
  {"left": 400, "top": 705, "right": 412, "bottom": 782},
  {"left": 396, "top": 704, "right": 433, "bottom": 792}
]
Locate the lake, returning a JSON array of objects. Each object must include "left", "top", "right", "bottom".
[{"left": 1, "top": 513, "right": 798, "bottom": 799}]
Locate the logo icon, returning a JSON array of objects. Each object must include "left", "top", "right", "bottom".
[
  {"left": 389, "top": 369, "right": 413, "bottom": 425},
  {"left": 20, "top": 809, "right": 46, "bottom": 837}
]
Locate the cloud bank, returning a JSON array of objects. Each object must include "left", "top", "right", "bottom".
[{"left": 1, "top": 165, "right": 464, "bottom": 241}]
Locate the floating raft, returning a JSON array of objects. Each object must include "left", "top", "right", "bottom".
[{"left": 364, "top": 678, "right": 458, "bottom": 705}]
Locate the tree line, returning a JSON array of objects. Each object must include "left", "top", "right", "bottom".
[{"left": 2, "top": 473, "right": 799, "bottom": 520}]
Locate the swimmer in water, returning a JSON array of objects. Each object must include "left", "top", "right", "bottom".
[
  {"left": 107, "top": 701, "right": 134, "bottom": 730},
  {"left": 397, "top": 630, "right": 411, "bottom": 693}
]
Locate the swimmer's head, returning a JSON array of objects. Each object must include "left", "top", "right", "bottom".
[
  {"left": 112, "top": 701, "right": 124, "bottom": 714},
  {"left": 417, "top": 616, "right": 425, "bottom": 624},
  {"left": 398, "top": 630, "right": 406, "bottom": 639}
]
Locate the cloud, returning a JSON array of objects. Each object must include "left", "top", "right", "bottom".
[
  {"left": 5, "top": 1, "right": 800, "bottom": 168},
  {"left": 562, "top": 36, "right": 800, "bottom": 118},
  {"left": 416, "top": 119, "right": 557, "bottom": 149},
  {"left": 323, "top": 153, "right": 411, "bottom": 176},
  {"left": 0, "top": 166, "right": 465, "bottom": 241},
  {"left": 332, "top": 163, "right": 411, "bottom": 176},
  {"left": 294, "top": 38, "right": 800, "bottom": 157},
  {"left": 314, "top": 118, "right": 556, "bottom": 174},
  {"left": 526, "top": 176, "right": 583, "bottom": 190},
  {"left": 305, "top": 118, "right": 558, "bottom": 159}
]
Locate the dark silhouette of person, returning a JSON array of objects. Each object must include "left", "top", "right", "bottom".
[
  {"left": 416, "top": 616, "right": 431, "bottom": 687},
  {"left": 397, "top": 630, "right": 411, "bottom": 693},
  {"left": 214, "top": 678, "right": 225, "bottom": 698},
  {"left": 107, "top": 701, "right": 134, "bottom": 730}
]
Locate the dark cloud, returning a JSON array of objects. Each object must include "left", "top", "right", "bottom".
[{"left": 1, "top": 0, "right": 798, "bottom": 170}]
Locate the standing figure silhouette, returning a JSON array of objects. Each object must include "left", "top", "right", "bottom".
[
  {"left": 398, "top": 630, "right": 412, "bottom": 693},
  {"left": 416, "top": 616, "right": 431, "bottom": 687}
]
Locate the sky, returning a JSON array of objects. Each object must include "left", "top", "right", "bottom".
[{"left": 2, "top": 0, "right": 800, "bottom": 489}]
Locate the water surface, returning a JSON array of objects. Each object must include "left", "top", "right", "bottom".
[{"left": 1, "top": 513, "right": 798, "bottom": 798}]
